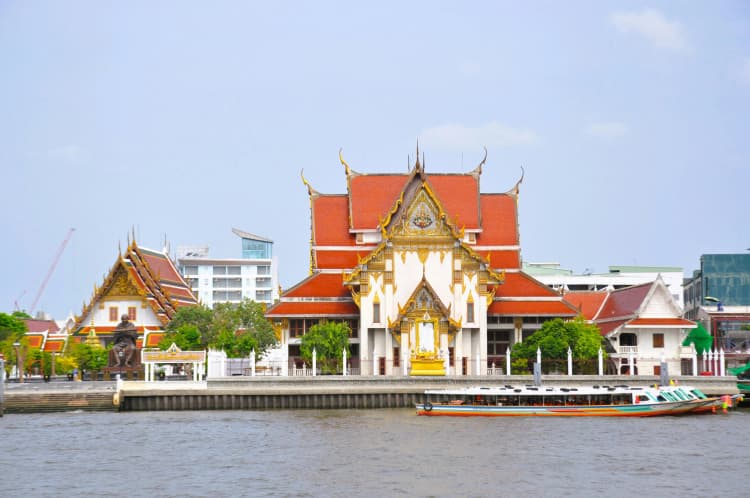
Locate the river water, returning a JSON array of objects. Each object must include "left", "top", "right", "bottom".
[{"left": 1, "top": 408, "right": 748, "bottom": 497}]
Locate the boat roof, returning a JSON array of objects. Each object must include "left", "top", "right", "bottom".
[{"left": 424, "top": 385, "right": 698, "bottom": 396}]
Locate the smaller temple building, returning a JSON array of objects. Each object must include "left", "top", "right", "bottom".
[
  {"left": 71, "top": 238, "right": 198, "bottom": 349},
  {"left": 564, "top": 277, "right": 696, "bottom": 376}
]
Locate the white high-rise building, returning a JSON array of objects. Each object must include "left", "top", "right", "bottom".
[{"left": 177, "top": 228, "right": 279, "bottom": 309}]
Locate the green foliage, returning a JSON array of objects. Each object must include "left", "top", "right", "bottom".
[
  {"left": 0, "top": 312, "right": 28, "bottom": 342},
  {"left": 159, "top": 324, "right": 202, "bottom": 351},
  {"left": 165, "top": 305, "right": 214, "bottom": 347},
  {"left": 70, "top": 342, "right": 108, "bottom": 372},
  {"left": 163, "top": 300, "right": 277, "bottom": 358},
  {"left": 300, "top": 321, "right": 351, "bottom": 374},
  {"left": 12, "top": 310, "right": 32, "bottom": 319},
  {"left": 0, "top": 336, "right": 30, "bottom": 376},
  {"left": 54, "top": 354, "right": 77, "bottom": 375},
  {"left": 512, "top": 317, "right": 605, "bottom": 362}
]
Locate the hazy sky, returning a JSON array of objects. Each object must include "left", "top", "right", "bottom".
[{"left": 1, "top": 1, "right": 748, "bottom": 319}]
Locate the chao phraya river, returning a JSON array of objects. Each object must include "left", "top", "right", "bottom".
[{"left": 1, "top": 408, "right": 748, "bottom": 497}]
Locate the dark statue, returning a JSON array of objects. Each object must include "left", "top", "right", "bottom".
[{"left": 111, "top": 314, "right": 138, "bottom": 368}]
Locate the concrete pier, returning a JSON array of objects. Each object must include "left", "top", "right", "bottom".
[{"left": 2, "top": 375, "right": 740, "bottom": 414}]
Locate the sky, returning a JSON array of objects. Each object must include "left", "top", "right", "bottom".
[{"left": 1, "top": 1, "right": 748, "bottom": 319}]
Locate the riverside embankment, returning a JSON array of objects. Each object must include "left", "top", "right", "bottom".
[{"left": 1, "top": 375, "right": 740, "bottom": 414}]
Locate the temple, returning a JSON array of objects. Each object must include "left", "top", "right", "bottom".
[
  {"left": 71, "top": 238, "right": 198, "bottom": 348},
  {"left": 266, "top": 149, "right": 578, "bottom": 376}
]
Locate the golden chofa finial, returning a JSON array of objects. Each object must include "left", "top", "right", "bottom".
[
  {"left": 338, "top": 148, "right": 351, "bottom": 176},
  {"left": 473, "top": 146, "right": 488, "bottom": 176},
  {"left": 414, "top": 140, "right": 421, "bottom": 171},
  {"left": 300, "top": 169, "right": 316, "bottom": 196}
]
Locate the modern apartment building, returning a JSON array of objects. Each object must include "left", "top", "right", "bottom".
[{"left": 177, "top": 228, "right": 279, "bottom": 309}]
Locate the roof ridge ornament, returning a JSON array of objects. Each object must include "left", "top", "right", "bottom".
[
  {"left": 300, "top": 169, "right": 317, "bottom": 196},
  {"left": 472, "top": 146, "right": 488, "bottom": 176},
  {"left": 338, "top": 148, "right": 351, "bottom": 176}
]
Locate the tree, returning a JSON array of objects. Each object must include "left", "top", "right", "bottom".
[
  {"left": 207, "top": 300, "right": 277, "bottom": 358},
  {"left": 300, "top": 321, "right": 351, "bottom": 374},
  {"left": 165, "top": 305, "right": 214, "bottom": 348},
  {"left": 0, "top": 312, "right": 28, "bottom": 342},
  {"left": 512, "top": 317, "right": 605, "bottom": 373},
  {"left": 70, "top": 342, "right": 108, "bottom": 373},
  {"left": 159, "top": 324, "right": 202, "bottom": 351}
]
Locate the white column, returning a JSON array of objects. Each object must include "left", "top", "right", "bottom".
[
  {"left": 373, "top": 353, "right": 378, "bottom": 376},
  {"left": 719, "top": 349, "right": 726, "bottom": 376},
  {"left": 312, "top": 349, "right": 317, "bottom": 377},
  {"left": 567, "top": 347, "right": 573, "bottom": 376},
  {"left": 251, "top": 349, "right": 256, "bottom": 377},
  {"left": 476, "top": 353, "right": 481, "bottom": 376},
  {"left": 506, "top": 348, "right": 511, "bottom": 377},
  {"left": 708, "top": 349, "right": 714, "bottom": 375},
  {"left": 402, "top": 347, "right": 408, "bottom": 376},
  {"left": 598, "top": 347, "right": 603, "bottom": 376},
  {"left": 628, "top": 352, "right": 634, "bottom": 376},
  {"left": 691, "top": 345, "right": 698, "bottom": 376},
  {"left": 343, "top": 349, "right": 347, "bottom": 376}
]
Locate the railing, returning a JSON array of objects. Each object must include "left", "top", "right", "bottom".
[{"left": 617, "top": 346, "right": 638, "bottom": 355}]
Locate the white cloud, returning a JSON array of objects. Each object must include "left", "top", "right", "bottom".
[
  {"left": 419, "top": 122, "right": 538, "bottom": 150},
  {"left": 610, "top": 9, "right": 687, "bottom": 51},
  {"left": 585, "top": 122, "right": 629, "bottom": 139},
  {"left": 47, "top": 144, "right": 83, "bottom": 162}
]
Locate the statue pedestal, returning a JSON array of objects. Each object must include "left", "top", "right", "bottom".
[
  {"left": 410, "top": 357, "right": 445, "bottom": 376},
  {"left": 102, "top": 366, "right": 143, "bottom": 381}
]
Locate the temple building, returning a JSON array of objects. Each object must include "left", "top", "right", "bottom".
[
  {"left": 266, "top": 149, "right": 579, "bottom": 376},
  {"left": 71, "top": 238, "right": 198, "bottom": 348}
]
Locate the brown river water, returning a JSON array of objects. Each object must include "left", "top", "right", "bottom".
[{"left": 1, "top": 408, "right": 748, "bottom": 497}]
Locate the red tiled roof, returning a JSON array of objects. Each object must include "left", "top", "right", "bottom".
[
  {"left": 475, "top": 250, "right": 520, "bottom": 269},
  {"left": 596, "top": 319, "right": 630, "bottom": 336},
  {"left": 43, "top": 340, "right": 65, "bottom": 352},
  {"left": 24, "top": 319, "right": 60, "bottom": 333},
  {"left": 488, "top": 300, "right": 578, "bottom": 316},
  {"left": 145, "top": 332, "right": 165, "bottom": 347},
  {"left": 26, "top": 335, "right": 44, "bottom": 348},
  {"left": 313, "top": 195, "right": 356, "bottom": 246},
  {"left": 314, "top": 250, "right": 362, "bottom": 270},
  {"left": 266, "top": 301, "right": 359, "bottom": 317},
  {"left": 563, "top": 291, "right": 608, "bottom": 320},
  {"left": 497, "top": 272, "right": 562, "bottom": 298},
  {"left": 626, "top": 318, "right": 696, "bottom": 328},
  {"left": 426, "top": 175, "right": 480, "bottom": 228},
  {"left": 283, "top": 272, "right": 350, "bottom": 298},
  {"left": 595, "top": 282, "right": 651, "bottom": 320},
  {"left": 349, "top": 174, "right": 409, "bottom": 229},
  {"left": 476, "top": 194, "right": 518, "bottom": 246}
]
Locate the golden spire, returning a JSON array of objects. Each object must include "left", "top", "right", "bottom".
[
  {"left": 300, "top": 169, "right": 316, "bottom": 196},
  {"left": 338, "top": 148, "right": 351, "bottom": 176}
]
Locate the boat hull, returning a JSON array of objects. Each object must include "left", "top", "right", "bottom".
[{"left": 416, "top": 399, "right": 714, "bottom": 417}]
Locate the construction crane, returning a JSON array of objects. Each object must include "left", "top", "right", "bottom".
[{"left": 29, "top": 228, "right": 76, "bottom": 315}]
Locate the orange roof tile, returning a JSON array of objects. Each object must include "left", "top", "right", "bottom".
[
  {"left": 596, "top": 319, "right": 630, "bottom": 336},
  {"left": 475, "top": 250, "right": 520, "bottom": 269},
  {"left": 626, "top": 318, "right": 696, "bottom": 328},
  {"left": 349, "top": 174, "right": 409, "bottom": 229},
  {"left": 488, "top": 300, "right": 578, "bottom": 316},
  {"left": 146, "top": 333, "right": 165, "bottom": 347},
  {"left": 26, "top": 335, "right": 44, "bottom": 348},
  {"left": 314, "top": 250, "right": 363, "bottom": 270},
  {"left": 266, "top": 301, "right": 359, "bottom": 317},
  {"left": 497, "top": 272, "right": 562, "bottom": 298},
  {"left": 43, "top": 340, "right": 65, "bottom": 352},
  {"left": 427, "top": 175, "right": 480, "bottom": 228},
  {"left": 476, "top": 194, "right": 518, "bottom": 246},
  {"left": 283, "top": 272, "right": 350, "bottom": 298},
  {"left": 313, "top": 195, "right": 356, "bottom": 246},
  {"left": 563, "top": 291, "right": 608, "bottom": 320}
]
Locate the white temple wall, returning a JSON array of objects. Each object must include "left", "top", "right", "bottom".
[{"left": 83, "top": 299, "right": 163, "bottom": 329}]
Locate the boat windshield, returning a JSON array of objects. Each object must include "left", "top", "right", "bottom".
[{"left": 689, "top": 388, "right": 707, "bottom": 399}]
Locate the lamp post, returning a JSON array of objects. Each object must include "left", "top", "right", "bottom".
[
  {"left": 13, "top": 342, "right": 23, "bottom": 384},
  {"left": 118, "top": 350, "right": 124, "bottom": 380}
]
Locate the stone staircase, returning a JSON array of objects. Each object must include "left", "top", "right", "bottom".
[{"left": 4, "top": 391, "right": 117, "bottom": 414}]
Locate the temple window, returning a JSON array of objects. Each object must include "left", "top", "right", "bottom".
[
  {"left": 653, "top": 333, "right": 665, "bottom": 348},
  {"left": 289, "top": 319, "right": 305, "bottom": 338},
  {"left": 467, "top": 302, "right": 475, "bottom": 323},
  {"left": 128, "top": 307, "right": 137, "bottom": 321},
  {"left": 373, "top": 302, "right": 380, "bottom": 323},
  {"left": 393, "top": 347, "right": 400, "bottom": 367},
  {"left": 109, "top": 306, "right": 119, "bottom": 321}
]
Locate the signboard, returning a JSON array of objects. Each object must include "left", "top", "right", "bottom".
[{"left": 142, "top": 343, "right": 206, "bottom": 364}]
